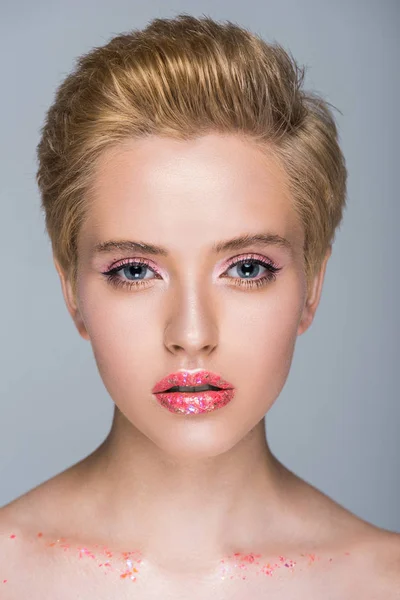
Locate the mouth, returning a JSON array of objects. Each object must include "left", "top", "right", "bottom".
[
  {"left": 164, "top": 384, "right": 223, "bottom": 393},
  {"left": 152, "top": 369, "right": 234, "bottom": 394},
  {"left": 152, "top": 370, "right": 235, "bottom": 415},
  {"left": 154, "top": 387, "right": 235, "bottom": 415}
]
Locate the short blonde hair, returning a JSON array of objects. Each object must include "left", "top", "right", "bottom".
[{"left": 36, "top": 13, "right": 347, "bottom": 299}]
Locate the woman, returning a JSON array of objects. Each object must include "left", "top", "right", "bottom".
[{"left": 1, "top": 13, "right": 399, "bottom": 599}]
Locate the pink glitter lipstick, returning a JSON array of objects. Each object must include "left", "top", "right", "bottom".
[{"left": 152, "top": 369, "right": 235, "bottom": 415}]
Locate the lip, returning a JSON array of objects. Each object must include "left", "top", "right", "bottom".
[
  {"left": 152, "top": 369, "right": 234, "bottom": 394},
  {"left": 154, "top": 388, "right": 235, "bottom": 415}
]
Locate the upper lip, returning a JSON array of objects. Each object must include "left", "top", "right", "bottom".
[{"left": 152, "top": 369, "right": 234, "bottom": 394}]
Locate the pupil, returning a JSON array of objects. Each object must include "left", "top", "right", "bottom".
[
  {"left": 239, "top": 262, "right": 259, "bottom": 278},
  {"left": 125, "top": 265, "right": 144, "bottom": 280}
]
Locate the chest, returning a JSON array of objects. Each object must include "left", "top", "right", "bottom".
[{"left": 1, "top": 549, "right": 373, "bottom": 600}]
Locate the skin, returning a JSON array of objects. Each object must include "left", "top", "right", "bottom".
[{"left": 1, "top": 133, "right": 399, "bottom": 598}]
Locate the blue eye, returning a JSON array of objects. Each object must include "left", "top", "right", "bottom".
[
  {"left": 223, "top": 258, "right": 280, "bottom": 288},
  {"left": 102, "top": 254, "right": 281, "bottom": 291}
]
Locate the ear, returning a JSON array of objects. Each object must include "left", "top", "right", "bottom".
[
  {"left": 53, "top": 257, "right": 90, "bottom": 341},
  {"left": 297, "top": 246, "right": 332, "bottom": 336}
]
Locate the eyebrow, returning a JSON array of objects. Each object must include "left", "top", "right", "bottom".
[{"left": 92, "top": 232, "right": 293, "bottom": 258}]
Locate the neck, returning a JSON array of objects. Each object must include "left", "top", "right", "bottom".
[{"left": 68, "top": 407, "right": 298, "bottom": 571}]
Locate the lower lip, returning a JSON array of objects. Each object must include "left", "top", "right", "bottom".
[{"left": 154, "top": 389, "right": 235, "bottom": 415}]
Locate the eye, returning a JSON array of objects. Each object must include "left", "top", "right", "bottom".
[
  {"left": 101, "top": 253, "right": 282, "bottom": 291},
  {"left": 221, "top": 254, "right": 282, "bottom": 289},
  {"left": 101, "top": 258, "right": 161, "bottom": 291}
]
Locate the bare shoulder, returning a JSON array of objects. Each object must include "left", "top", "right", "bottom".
[
  {"left": 312, "top": 512, "right": 400, "bottom": 599},
  {"left": 1, "top": 478, "right": 62, "bottom": 535},
  {"left": 0, "top": 460, "right": 85, "bottom": 534},
  {"left": 284, "top": 471, "right": 400, "bottom": 597},
  {"left": 328, "top": 520, "right": 400, "bottom": 599},
  {"left": 0, "top": 480, "right": 75, "bottom": 599},
  {"left": 0, "top": 469, "right": 81, "bottom": 563},
  {"left": 0, "top": 482, "right": 57, "bottom": 556},
  {"left": 356, "top": 526, "right": 400, "bottom": 597},
  {"left": 0, "top": 498, "right": 41, "bottom": 599}
]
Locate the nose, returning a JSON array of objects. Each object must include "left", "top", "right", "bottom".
[{"left": 163, "top": 287, "right": 218, "bottom": 358}]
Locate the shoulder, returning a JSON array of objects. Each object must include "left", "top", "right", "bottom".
[
  {"left": 330, "top": 500, "right": 400, "bottom": 594},
  {"left": 0, "top": 501, "right": 38, "bottom": 599},
  {"left": 356, "top": 527, "right": 400, "bottom": 596},
  {"left": 289, "top": 475, "right": 400, "bottom": 596},
  {"left": 328, "top": 524, "right": 400, "bottom": 598},
  {"left": 0, "top": 472, "right": 77, "bottom": 564},
  {"left": 0, "top": 462, "right": 85, "bottom": 534},
  {"left": 308, "top": 516, "right": 400, "bottom": 599},
  {"left": 0, "top": 489, "right": 70, "bottom": 599},
  {"left": 0, "top": 489, "right": 51, "bottom": 558}
]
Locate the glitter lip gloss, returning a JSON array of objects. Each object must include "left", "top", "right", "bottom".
[{"left": 152, "top": 368, "right": 235, "bottom": 415}]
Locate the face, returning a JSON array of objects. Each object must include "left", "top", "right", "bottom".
[{"left": 55, "top": 133, "right": 330, "bottom": 458}]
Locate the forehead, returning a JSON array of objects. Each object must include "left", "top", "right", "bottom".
[{"left": 80, "top": 133, "right": 303, "bottom": 256}]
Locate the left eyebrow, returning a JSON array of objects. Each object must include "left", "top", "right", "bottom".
[{"left": 91, "top": 232, "right": 294, "bottom": 258}]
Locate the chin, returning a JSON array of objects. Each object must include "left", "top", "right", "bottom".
[{"left": 144, "top": 414, "right": 259, "bottom": 461}]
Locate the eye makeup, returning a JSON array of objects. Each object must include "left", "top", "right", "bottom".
[{"left": 100, "top": 253, "right": 283, "bottom": 292}]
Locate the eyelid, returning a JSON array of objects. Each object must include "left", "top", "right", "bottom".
[
  {"left": 103, "top": 256, "right": 163, "bottom": 277},
  {"left": 104, "top": 252, "right": 279, "bottom": 275},
  {"left": 220, "top": 252, "right": 279, "bottom": 272}
]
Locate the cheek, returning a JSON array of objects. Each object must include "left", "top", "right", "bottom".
[
  {"left": 77, "top": 285, "right": 158, "bottom": 382},
  {"left": 257, "top": 286, "right": 302, "bottom": 365},
  {"left": 234, "top": 278, "right": 302, "bottom": 346},
  {"left": 225, "top": 277, "right": 304, "bottom": 399}
]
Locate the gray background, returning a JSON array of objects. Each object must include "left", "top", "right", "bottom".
[{"left": 1, "top": 1, "right": 399, "bottom": 532}]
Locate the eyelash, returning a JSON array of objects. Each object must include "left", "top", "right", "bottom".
[{"left": 101, "top": 253, "right": 282, "bottom": 291}]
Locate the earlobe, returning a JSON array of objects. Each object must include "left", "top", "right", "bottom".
[
  {"left": 297, "top": 246, "right": 332, "bottom": 336},
  {"left": 53, "top": 257, "right": 90, "bottom": 341}
]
